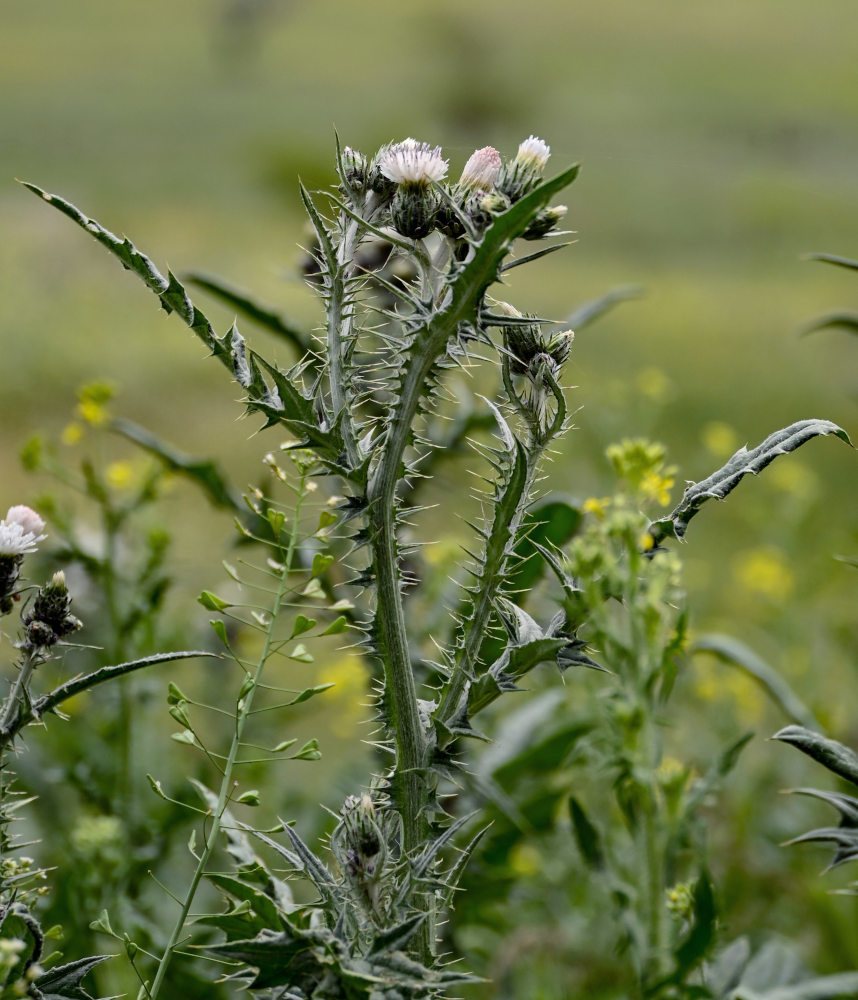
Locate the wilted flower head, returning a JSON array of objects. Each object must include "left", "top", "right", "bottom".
[
  {"left": 0, "top": 506, "right": 46, "bottom": 557},
  {"left": 379, "top": 139, "right": 448, "bottom": 187},
  {"left": 458, "top": 146, "right": 502, "bottom": 192}
]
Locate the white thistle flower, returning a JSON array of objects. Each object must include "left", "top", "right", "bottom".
[
  {"left": 516, "top": 135, "right": 551, "bottom": 168},
  {"left": 458, "top": 146, "right": 501, "bottom": 191},
  {"left": 5, "top": 505, "right": 46, "bottom": 538},
  {"left": 379, "top": 139, "right": 448, "bottom": 186},
  {"left": 0, "top": 521, "right": 45, "bottom": 557}
]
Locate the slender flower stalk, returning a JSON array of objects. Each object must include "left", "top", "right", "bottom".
[{"left": 147, "top": 479, "right": 308, "bottom": 1000}]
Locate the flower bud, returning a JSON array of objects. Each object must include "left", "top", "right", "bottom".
[
  {"left": 497, "top": 135, "right": 551, "bottom": 202},
  {"left": 522, "top": 204, "right": 567, "bottom": 241},
  {"left": 464, "top": 189, "right": 511, "bottom": 232},
  {"left": 389, "top": 185, "right": 441, "bottom": 239},
  {"left": 23, "top": 571, "right": 82, "bottom": 649},
  {"left": 339, "top": 146, "right": 368, "bottom": 196},
  {"left": 458, "top": 146, "right": 501, "bottom": 193},
  {"left": 341, "top": 793, "right": 382, "bottom": 870}
]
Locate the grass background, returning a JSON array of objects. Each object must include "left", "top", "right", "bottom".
[{"left": 4, "top": 0, "right": 858, "bottom": 992}]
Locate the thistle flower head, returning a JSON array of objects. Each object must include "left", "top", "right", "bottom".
[
  {"left": 458, "top": 146, "right": 502, "bottom": 192},
  {"left": 5, "top": 506, "right": 45, "bottom": 539},
  {"left": 516, "top": 135, "right": 551, "bottom": 169},
  {"left": 378, "top": 139, "right": 448, "bottom": 187},
  {"left": 0, "top": 506, "right": 46, "bottom": 557},
  {"left": 497, "top": 134, "right": 552, "bottom": 202}
]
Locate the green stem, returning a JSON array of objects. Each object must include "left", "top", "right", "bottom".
[
  {"left": 0, "top": 649, "right": 40, "bottom": 740},
  {"left": 147, "top": 491, "right": 304, "bottom": 999}
]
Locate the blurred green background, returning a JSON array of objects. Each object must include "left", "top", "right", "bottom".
[{"left": 5, "top": 0, "right": 858, "bottom": 991}]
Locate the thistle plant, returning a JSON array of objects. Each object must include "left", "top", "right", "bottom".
[{"left": 19, "top": 136, "right": 856, "bottom": 998}]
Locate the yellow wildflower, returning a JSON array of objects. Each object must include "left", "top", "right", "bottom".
[
  {"left": 76, "top": 381, "right": 115, "bottom": 426},
  {"left": 509, "top": 842, "right": 541, "bottom": 877},
  {"left": 61, "top": 423, "right": 83, "bottom": 446},
  {"left": 636, "top": 367, "right": 672, "bottom": 403},
  {"left": 701, "top": 421, "right": 738, "bottom": 459},
  {"left": 105, "top": 461, "right": 135, "bottom": 491},
  {"left": 733, "top": 546, "right": 794, "bottom": 602},
  {"left": 640, "top": 469, "right": 675, "bottom": 507},
  {"left": 582, "top": 496, "right": 611, "bottom": 519}
]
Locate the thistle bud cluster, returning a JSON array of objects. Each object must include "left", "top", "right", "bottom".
[
  {"left": 343, "top": 135, "right": 565, "bottom": 242},
  {"left": 332, "top": 793, "right": 394, "bottom": 917},
  {"left": 499, "top": 303, "right": 573, "bottom": 437},
  {"left": 0, "top": 506, "right": 46, "bottom": 616},
  {"left": 21, "top": 571, "right": 82, "bottom": 651},
  {"left": 500, "top": 303, "right": 573, "bottom": 380}
]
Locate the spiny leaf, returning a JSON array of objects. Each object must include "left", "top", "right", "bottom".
[
  {"left": 413, "top": 811, "right": 478, "bottom": 878},
  {"left": 0, "top": 651, "right": 216, "bottom": 748},
  {"left": 24, "top": 182, "right": 349, "bottom": 472},
  {"left": 773, "top": 726, "right": 858, "bottom": 789},
  {"left": 33, "top": 954, "right": 113, "bottom": 1000},
  {"left": 369, "top": 913, "right": 428, "bottom": 954},
  {"left": 278, "top": 819, "right": 338, "bottom": 902},
  {"left": 651, "top": 419, "right": 851, "bottom": 543}
]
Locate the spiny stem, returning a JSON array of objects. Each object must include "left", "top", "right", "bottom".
[
  {"left": 146, "top": 485, "right": 306, "bottom": 999},
  {"left": 0, "top": 648, "right": 40, "bottom": 741},
  {"left": 436, "top": 446, "right": 543, "bottom": 733}
]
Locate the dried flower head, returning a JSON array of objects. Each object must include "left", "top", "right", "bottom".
[
  {"left": 379, "top": 139, "right": 448, "bottom": 187},
  {"left": 458, "top": 146, "right": 502, "bottom": 192}
]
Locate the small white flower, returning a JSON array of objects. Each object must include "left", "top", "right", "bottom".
[
  {"left": 379, "top": 139, "right": 448, "bottom": 186},
  {"left": 0, "top": 523, "right": 42, "bottom": 556},
  {"left": 0, "top": 505, "right": 46, "bottom": 556},
  {"left": 5, "top": 505, "right": 45, "bottom": 537},
  {"left": 459, "top": 146, "right": 502, "bottom": 191},
  {"left": 516, "top": 135, "right": 551, "bottom": 168}
]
